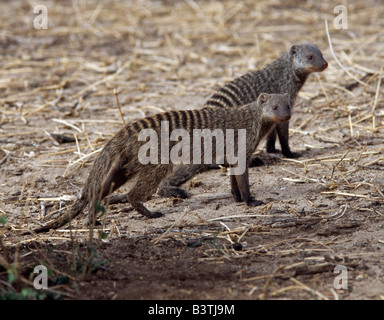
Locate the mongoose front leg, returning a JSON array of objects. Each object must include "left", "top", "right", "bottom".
[
  {"left": 276, "top": 122, "right": 301, "bottom": 158},
  {"left": 230, "top": 174, "right": 242, "bottom": 202},
  {"left": 266, "top": 127, "right": 279, "bottom": 154},
  {"left": 266, "top": 123, "right": 301, "bottom": 158},
  {"left": 233, "top": 168, "right": 264, "bottom": 207}
]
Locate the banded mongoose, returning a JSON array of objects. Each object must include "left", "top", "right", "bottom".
[
  {"left": 32, "top": 93, "right": 291, "bottom": 233},
  {"left": 158, "top": 43, "right": 328, "bottom": 199}
]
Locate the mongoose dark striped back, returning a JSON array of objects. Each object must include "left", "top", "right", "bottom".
[{"left": 128, "top": 108, "right": 230, "bottom": 134}]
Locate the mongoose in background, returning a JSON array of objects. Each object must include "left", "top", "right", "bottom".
[
  {"left": 32, "top": 93, "right": 291, "bottom": 233},
  {"left": 158, "top": 43, "right": 328, "bottom": 199}
]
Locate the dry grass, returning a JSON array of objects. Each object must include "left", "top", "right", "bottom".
[{"left": 1, "top": 0, "right": 384, "bottom": 299}]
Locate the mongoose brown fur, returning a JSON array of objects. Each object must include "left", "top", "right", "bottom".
[
  {"left": 32, "top": 93, "right": 291, "bottom": 233},
  {"left": 158, "top": 43, "right": 328, "bottom": 198}
]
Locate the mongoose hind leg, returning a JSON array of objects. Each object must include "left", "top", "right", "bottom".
[
  {"left": 129, "top": 165, "right": 172, "bottom": 218},
  {"left": 87, "top": 160, "right": 131, "bottom": 225}
]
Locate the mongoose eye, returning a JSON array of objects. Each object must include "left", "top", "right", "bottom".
[
  {"left": 273, "top": 105, "right": 278, "bottom": 110},
  {"left": 307, "top": 54, "right": 314, "bottom": 60}
]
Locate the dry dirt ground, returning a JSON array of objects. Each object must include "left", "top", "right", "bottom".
[{"left": 1, "top": 0, "right": 384, "bottom": 300}]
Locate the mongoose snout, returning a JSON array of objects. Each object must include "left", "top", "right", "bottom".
[{"left": 318, "top": 60, "right": 328, "bottom": 71}]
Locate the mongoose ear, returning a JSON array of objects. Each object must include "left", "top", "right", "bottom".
[
  {"left": 258, "top": 93, "right": 269, "bottom": 104},
  {"left": 288, "top": 44, "right": 297, "bottom": 56}
]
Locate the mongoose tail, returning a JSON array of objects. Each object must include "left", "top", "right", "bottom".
[
  {"left": 32, "top": 135, "right": 129, "bottom": 233},
  {"left": 32, "top": 195, "right": 88, "bottom": 233}
]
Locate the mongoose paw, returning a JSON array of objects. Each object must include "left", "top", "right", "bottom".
[
  {"left": 246, "top": 198, "right": 264, "bottom": 207},
  {"left": 86, "top": 218, "right": 102, "bottom": 226},
  {"left": 173, "top": 188, "right": 189, "bottom": 199},
  {"left": 148, "top": 211, "right": 164, "bottom": 219},
  {"left": 249, "top": 156, "right": 265, "bottom": 167},
  {"left": 284, "top": 151, "right": 302, "bottom": 159},
  {"left": 158, "top": 187, "right": 189, "bottom": 199},
  {"left": 266, "top": 147, "right": 280, "bottom": 154}
]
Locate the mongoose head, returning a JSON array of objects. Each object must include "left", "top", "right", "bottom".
[
  {"left": 258, "top": 93, "right": 291, "bottom": 122},
  {"left": 289, "top": 43, "right": 328, "bottom": 74}
]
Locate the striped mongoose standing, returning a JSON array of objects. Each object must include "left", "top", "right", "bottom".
[
  {"left": 158, "top": 43, "right": 328, "bottom": 199},
  {"left": 31, "top": 93, "right": 291, "bottom": 232}
]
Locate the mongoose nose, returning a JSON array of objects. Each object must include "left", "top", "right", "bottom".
[
  {"left": 322, "top": 61, "right": 328, "bottom": 69},
  {"left": 285, "top": 115, "right": 291, "bottom": 121}
]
